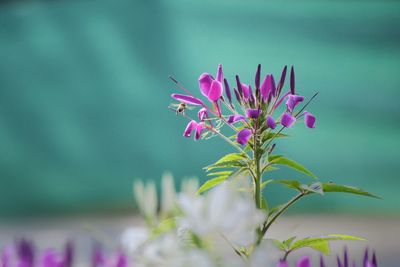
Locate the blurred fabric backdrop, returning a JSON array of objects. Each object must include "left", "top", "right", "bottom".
[{"left": 0, "top": 0, "right": 399, "bottom": 218}]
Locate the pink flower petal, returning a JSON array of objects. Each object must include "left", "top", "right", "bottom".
[
  {"left": 171, "top": 94, "right": 205, "bottom": 106},
  {"left": 195, "top": 122, "right": 204, "bottom": 140},
  {"left": 237, "top": 128, "right": 252, "bottom": 145},
  {"left": 266, "top": 115, "right": 276, "bottom": 129},
  {"left": 281, "top": 112, "right": 296, "bottom": 128},
  {"left": 216, "top": 64, "right": 223, "bottom": 83},
  {"left": 208, "top": 80, "right": 223, "bottom": 101},
  {"left": 304, "top": 111, "right": 316, "bottom": 128},
  {"left": 183, "top": 120, "right": 198, "bottom": 137},
  {"left": 198, "top": 73, "right": 214, "bottom": 98}
]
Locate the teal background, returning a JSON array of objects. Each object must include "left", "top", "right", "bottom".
[{"left": 0, "top": 0, "right": 399, "bottom": 217}]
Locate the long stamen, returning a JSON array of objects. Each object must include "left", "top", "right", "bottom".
[
  {"left": 169, "top": 75, "right": 218, "bottom": 116},
  {"left": 169, "top": 75, "right": 195, "bottom": 97}
]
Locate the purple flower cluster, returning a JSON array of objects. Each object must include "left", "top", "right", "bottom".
[
  {"left": 171, "top": 64, "right": 316, "bottom": 145},
  {"left": 0, "top": 240, "right": 126, "bottom": 267},
  {"left": 279, "top": 248, "right": 377, "bottom": 267}
]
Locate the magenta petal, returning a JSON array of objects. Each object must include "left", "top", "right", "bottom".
[
  {"left": 227, "top": 114, "right": 245, "bottom": 124},
  {"left": 266, "top": 115, "right": 276, "bottom": 129},
  {"left": 183, "top": 120, "right": 198, "bottom": 137},
  {"left": 286, "top": 94, "right": 304, "bottom": 112},
  {"left": 281, "top": 112, "right": 296, "bottom": 128},
  {"left": 241, "top": 83, "right": 250, "bottom": 99},
  {"left": 290, "top": 66, "right": 295, "bottom": 95},
  {"left": 171, "top": 94, "right": 205, "bottom": 106},
  {"left": 208, "top": 80, "right": 223, "bottom": 101},
  {"left": 216, "top": 64, "right": 223, "bottom": 83},
  {"left": 223, "top": 78, "right": 232, "bottom": 103},
  {"left": 278, "top": 260, "right": 288, "bottom": 267},
  {"left": 195, "top": 122, "right": 204, "bottom": 140},
  {"left": 277, "top": 65, "right": 287, "bottom": 93},
  {"left": 296, "top": 256, "right": 311, "bottom": 267},
  {"left": 198, "top": 108, "right": 208, "bottom": 121},
  {"left": 267, "top": 74, "right": 276, "bottom": 97},
  {"left": 260, "top": 74, "right": 276, "bottom": 101},
  {"left": 246, "top": 108, "right": 261, "bottom": 119},
  {"left": 255, "top": 64, "right": 261, "bottom": 89},
  {"left": 237, "top": 128, "right": 252, "bottom": 145},
  {"left": 198, "top": 73, "right": 214, "bottom": 98},
  {"left": 304, "top": 111, "right": 316, "bottom": 128}
]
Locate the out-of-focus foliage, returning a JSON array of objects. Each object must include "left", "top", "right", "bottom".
[{"left": 0, "top": 0, "right": 399, "bottom": 216}]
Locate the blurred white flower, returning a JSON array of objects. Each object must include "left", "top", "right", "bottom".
[
  {"left": 180, "top": 176, "right": 199, "bottom": 195},
  {"left": 133, "top": 180, "right": 157, "bottom": 220},
  {"left": 248, "top": 240, "right": 282, "bottom": 267},
  {"left": 121, "top": 227, "right": 149, "bottom": 253},
  {"left": 160, "top": 172, "right": 177, "bottom": 216},
  {"left": 177, "top": 180, "right": 266, "bottom": 248}
]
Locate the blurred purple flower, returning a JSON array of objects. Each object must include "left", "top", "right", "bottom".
[
  {"left": 92, "top": 247, "right": 126, "bottom": 267},
  {"left": 297, "top": 256, "right": 311, "bottom": 267},
  {"left": 319, "top": 247, "right": 378, "bottom": 267},
  {"left": 278, "top": 260, "right": 289, "bottom": 267},
  {"left": 237, "top": 128, "right": 252, "bottom": 145},
  {"left": 16, "top": 239, "right": 34, "bottom": 267}
]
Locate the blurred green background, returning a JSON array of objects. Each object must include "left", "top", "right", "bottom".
[{"left": 0, "top": 0, "right": 399, "bottom": 217}]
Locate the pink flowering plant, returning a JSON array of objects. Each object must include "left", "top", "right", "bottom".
[{"left": 169, "top": 64, "right": 379, "bottom": 260}]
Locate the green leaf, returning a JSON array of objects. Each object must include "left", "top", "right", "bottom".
[
  {"left": 197, "top": 176, "right": 228, "bottom": 194},
  {"left": 326, "top": 234, "right": 366, "bottom": 241},
  {"left": 302, "top": 182, "right": 324, "bottom": 195},
  {"left": 204, "top": 153, "right": 247, "bottom": 171},
  {"left": 207, "top": 171, "right": 233, "bottom": 177},
  {"left": 282, "top": 236, "right": 296, "bottom": 249},
  {"left": 214, "top": 153, "right": 247, "bottom": 164},
  {"left": 274, "top": 180, "right": 302, "bottom": 191},
  {"left": 205, "top": 161, "right": 245, "bottom": 171},
  {"left": 260, "top": 179, "right": 274, "bottom": 190},
  {"left": 262, "top": 165, "right": 279, "bottom": 173},
  {"left": 290, "top": 234, "right": 366, "bottom": 255},
  {"left": 262, "top": 132, "right": 289, "bottom": 142},
  {"left": 270, "top": 239, "right": 285, "bottom": 250},
  {"left": 308, "top": 240, "right": 331, "bottom": 255},
  {"left": 322, "top": 183, "right": 380, "bottom": 198},
  {"left": 269, "top": 155, "right": 317, "bottom": 179}
]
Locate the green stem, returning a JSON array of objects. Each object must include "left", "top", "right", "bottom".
[
  {"left": 252, "top": 119, "right": 262, "bottom": 209},
  {"left": 254, "top": 147, "right": 262, "bottom": 209},
  {"left": 257, "top": 192, "right": 306, "bottom": 244}
]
